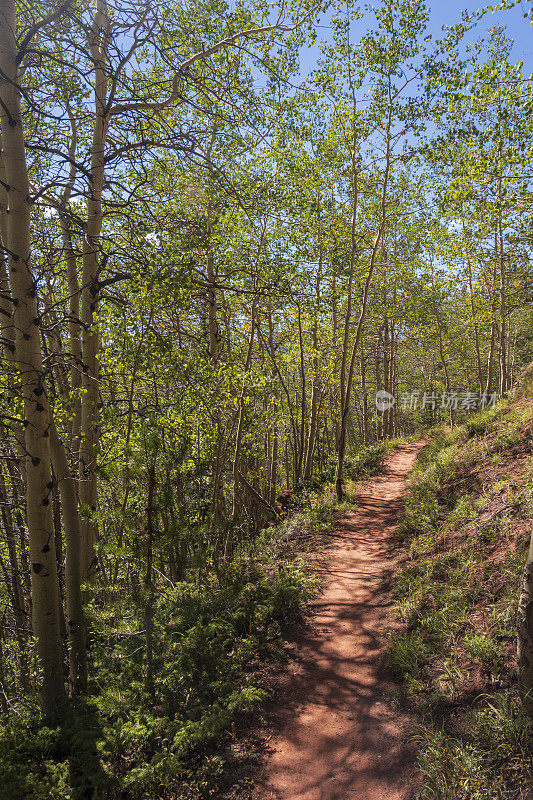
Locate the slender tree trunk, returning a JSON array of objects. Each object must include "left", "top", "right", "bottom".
[
  {"left": 79, "top": 0, "right": 111, "bottom": 583},
  {"left": 375, "top": 332, "right": 383, "bottom": 440},
  {"left": 485, "top": 322, "right": 496, "bottom": 395},
  {"left": 231, "top": 301, "right": 256, "bottom": 526},
  {"left": 269, "top": 427, "right": 278, "bottom": 504},
  {"left": 56, "top": 66, "right": 82, "bottom": 457},
  {"left": 49, "top": 424, "right": 86, "bottom": 695},
  {"left": 0, "top": 0, "right": 65, "bottom": 716},
  {"left": 304, "top": 387, "right": 318, "bottom": 480},
  {"left": 211, "top": 424, "right": 225, "bottom": 524},
  {"left": 60, "top": 215, "right": 82, "bottom": 455},
  {"left": 497, "top": 203, "right": 507, "bottom": 396},
  {"left": 508, "top": 321, "right": 517, "bottom": 389},
  {"left": 339, "top": 169, "right": 358, "bottom": 438},
  {"left": 484, "top": 231, "right": 499, "bottom": 395},
  {"left": 304, "top": 250, "right": 322, "bottom": 480},
  {"left": 462, "top": 222, "right": 484, "bottom": 391},
  {"left": 361, "top": 345, "right": 370, "bottom": 445},
  {"left": 335, "top": 226, "right": 386, "bottom": 500},
  {"left": 0, "top": 185, "right": 30, "bottom": 688},
  {"left": 264, "top": 428, "right": 271, "bottom": 499},
  {"left": 0, "top": 472, "right": 29, "bottom": 689},
  {"left": 517, "top": 523, "right": 533, "bottom": 719},
  {"left": 0, "top": 623, "right": 9, "bottom": 713},
  {"left": 390, "top": 336, "right": 397, "bottom": 436},
  {"left": 383, "top": 312, "right": 390, "bottom": 437},
  {"left": 51, "top": 479, "right": 67, "bottom": 647},
  {"left": 144, "top": 454, "right": 157, "bottom": 700},
  {"left": 331, "top": 268, "right": 341, "bottom": 450},
  {"left": 206, "top": 203, "right": 219, "bottom": 363},
  {"left": 431, "top": 285, "right": 455, "bottom": 427},
  {"left": 296, "top": 303, "right": 306, "bottom": 484}
]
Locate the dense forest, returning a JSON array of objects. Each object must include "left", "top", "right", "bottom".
[{"left": 0, "top": 0, "right": 532, "bottom": 797}]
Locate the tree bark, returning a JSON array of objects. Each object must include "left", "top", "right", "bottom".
[
  {"left": 517, "top": 523, "right": 533, "bottom": 719},
  {"left": 431, "top": 284, "right": 455, "bottom": 428},
  {"left": 79, "top": 0, "right": 111, "bottom": 583},
  {"left": 144, "top": 453, "right": 157, "bottom": 700},
  {"left": 484, "top": 231, "right": 499, "bottom": 395},
  {"left": 361, "top": 345, "right": 370, "bottom": 445},
  {"left": 0, "top": 0, "right": 65, "bottom": 716},
  {"left": 49, "top": 423, "right": 86, "bottom": 695},
  {"left": 335, "top": 222, "right": 387, "bottom": 500},
  {"left": 497, "top": 202, "right": 507, "bottom": 396},
  {"left": 231, "top": 299, "right": 257, "bottom": 537},
  {"left": 304, "top": 250, "right": 322, "bottom": 480},
  {"left": 462, "top": 220, "right": 484, "bottom": 391}
]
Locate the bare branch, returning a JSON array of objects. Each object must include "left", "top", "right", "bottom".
[
  {"left": 16, "top": 0, "right": 74, "bottom": 64},
  {"left": 109, "top": 6, "right": 316, "bottom": 118}
]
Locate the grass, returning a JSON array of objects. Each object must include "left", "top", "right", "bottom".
[{"left": 388, "top": 395, "right": 533, "bottom": 798}]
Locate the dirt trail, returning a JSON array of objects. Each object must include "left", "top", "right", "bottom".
[{"left": 253, "top": 442, "right": 424, "bottom": 800}]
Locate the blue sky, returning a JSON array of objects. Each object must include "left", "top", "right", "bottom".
[{"left": 295, "top": 1, "right": 533, "bottom": 79}]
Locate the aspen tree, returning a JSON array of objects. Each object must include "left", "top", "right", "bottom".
[{"left": 0, "top": 0, "right": 65, "bottom": 717}]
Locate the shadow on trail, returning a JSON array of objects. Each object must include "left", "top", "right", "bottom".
[{"left": 253, "top": 442, "right": 425, "bottom": 800}]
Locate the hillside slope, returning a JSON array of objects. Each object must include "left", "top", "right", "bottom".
[{"left": 389, "top": 389, "right": 533, "bottom": 798}]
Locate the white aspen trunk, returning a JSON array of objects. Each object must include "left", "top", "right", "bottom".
[
  {"left": 431, "top": 285, "right": 455, "bottom": 428},
  {"left": 497, "top": 205, "right": 507, "bottom": 396},
  {"left": 375, "top": 333, "right": 383, "bottom": 440},
  {"left": 231, "top": 302, "right": 256, "bottom": 522},
  {"left": 361, "top": 345, "right": 369, "bottom": 445},
  {"left": 331, "top": 268, "right": 340, "bottom": 451},
  {"left": 304, "top": 250, "right": 322, "bottom": 480},
  {"left": 462, "top": 220, "right": 484, "bottom": 391},
  {"left": 339, "top": 168, "right": 358, "bottom": 428},
  {"left": 56, "top": 64, "right": 82, "bottom": 456},
  {"left": 0, "top": 1, "right": 65, "bottom": 716},
  {"left": 484, "top": 231, "right": 499, "bottom": 395},
  {"left": 269, "top": 427, "right": 278, "bottom": 504},
  {"left": 206, "top": 194, "right": 219, "bottom": 363},
  {"left": 335, "top": 88, "right": 392, "bottom": 500},
  {"left": 335, "top": 222, "right": 387, "bottom": 500},
  {"left": 383, "top": 311, "right": 390, "bottom": 437},
  {"left": 296, "top": 303, "right": 306, "bottom": 483},
  {"left": 0, "top": 137, "right": 27, "bottom": 482},
  {"left": 60, "top": 215, "right": 82, "bottom": 455},
  {"left": 80, "top": 0, "right": 110, "bottom": 582},
  {"left": 389, "top": 334, "right": 397, "bottom": 438}
]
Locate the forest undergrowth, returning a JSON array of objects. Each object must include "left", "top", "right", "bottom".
[{"left": 0, "top": 443, "right": 391, "bottom": 800}]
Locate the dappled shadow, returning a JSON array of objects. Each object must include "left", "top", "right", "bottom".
[{"left": 253, "top": 443, "right": 424, "bottom": 800}]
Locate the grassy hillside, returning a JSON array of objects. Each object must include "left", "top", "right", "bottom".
[{"left": 389, "top": 393, "right": 533, "bottom": 798}]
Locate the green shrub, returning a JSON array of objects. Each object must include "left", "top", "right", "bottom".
[
  {"left": 0, "top": 544, "right": 316, "bottom": 800},
  {"left": 387, "top": 631, "right": 433, "bottom": 679},
  {"left": 464, "top": 634, "right": 500, "bottom": 670}
]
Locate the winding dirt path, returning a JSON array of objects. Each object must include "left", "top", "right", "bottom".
[{"left": 253, "top": 442, "right": 425, "bottom": 800}]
